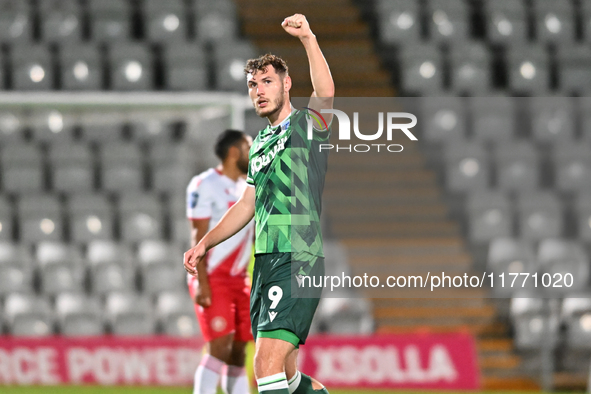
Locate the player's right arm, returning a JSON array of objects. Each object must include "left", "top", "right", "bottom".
[{"left": 184, "top": 185, "right": 255, "bottom": 276}]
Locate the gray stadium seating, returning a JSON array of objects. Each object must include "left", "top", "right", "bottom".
[
  {"left": 4, "top": 293, "right": 54, "bottom": 336},
  {"left": 533, "top": 0, "right": 575, "bottom": 44},
  {"left": 108, "top": 43, "right": 154, "bottom": 91},
  {"left": 213, "top": 41, "right": 256, "bottom": 92},
  {"left": 399, "top": 44, "right": 444, "bottom": 94},
  {"left": 0, "top": 1, "right": 32, "bottom": 44},
  {"left": 105, "top": 292, "right": 156, "bottom": 336},
  {"left": 494, "top": 141, "right": 540, "bottom": 191},
  {"left": 530, "top": 97, "right": 575, "bottom": 144},
  {"left": 426, "top": 0, "right": 470, "bottom": 43},
  {"left": 88, "top": 0, "right": 131, "bottom": 42},
  {"left": 449, "top": 42, "right": 492, "bottom": 94},
  {"left": 155, "top": 291, "right": 200, "bottom": 337},
  {"left": 144, "top": 0, "right": 188, "bottom": 43},
  {"left": 163, "top": 43, "right": 208, "bottom": 91},
  {"left": 39, "top": 0, "right": 82, "bottom": 43},
  {"left": 467, "top": 191, "right": 513, "bottom": 243},
  {"left": 10, "top": 45, "right": 54, "bottom": 91},
  {"left": 376, "top": 0, "right": 421, "bottom": 44},
  {"left": 68, "top": 194, "right": 114, "bottom": 243},
  {"left": 471, "top": 96, "right": 516, "bottom": 142},
  {"left": 552, "top": 143, "right": 591, "bottom": 193},
  {"left": 556, "top": 45, "right": 591, "bottom": 95},
  {"left": 516, "top": 192, "right": 563, "bottom": 240},
  {"left": 420, "top": 96, "right": 467, "bottom": 143},
  {"left": 55, "top": 292, "right": 104, "bottom": 336},
  {"left": 90, "top": 263, "right": 135, "bottom": 296},
  {"left": 59, "top": 44, "right": 104, "bottom": 90},
  {"left": 484, "top": 0, "right": 527, "bottom": 44},
  {"left": 562, "top": 296, "right": 591, "bottom": 349},
  {"left": 444, "top": 141, "right": 490, "bottom": 192},
  {"left": 506, "top": 45, "right": 550, "bottom": 94},
  {"left": 537, "top": 239, "right": 590, "bottom": 294}
]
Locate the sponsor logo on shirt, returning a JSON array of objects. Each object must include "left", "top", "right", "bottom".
[{"left": 251, "top": 136, "right": 288, "bottom": 174}]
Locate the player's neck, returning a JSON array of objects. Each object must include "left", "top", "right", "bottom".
[
  {"left": 218, "top": 164, "right": 243, "bottom": 182},
  {"left": 268, "top": 101, "right": 293, "bottom": 127}
]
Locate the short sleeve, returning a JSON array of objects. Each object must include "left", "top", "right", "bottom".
[
  {"left": 186, "top": 179, "right": 214, "bottom": 219},
  {"left": 246, "top": 159, "right": 255, "bottom": 186}
]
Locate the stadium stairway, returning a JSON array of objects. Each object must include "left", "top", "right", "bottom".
[{"left": 235, "top": 0, "right": 537, "bottom": 390}]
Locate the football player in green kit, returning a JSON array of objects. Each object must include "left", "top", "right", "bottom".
[{"left": 185, "top": 13, "right": 334, "bottom": 394}]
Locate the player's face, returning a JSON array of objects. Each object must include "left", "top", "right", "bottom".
[
  {"left": 237, "top": 136, "right": 252, "bottom": 174},
  {"left": 247, "top": 66, "right": 286, "bottom": 118}
]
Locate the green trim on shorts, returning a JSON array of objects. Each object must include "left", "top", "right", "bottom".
[{"left": 258, "top": 329, "right": 300, "bottom": 348}]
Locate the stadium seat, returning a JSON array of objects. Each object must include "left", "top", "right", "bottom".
[
  {"left": 105, "top": 292, "right": 156, "bottom": 336},
  {"left": 101, "top": 164, "right": 144, "bottom": 192},
  {"left": 35, "top": 241, "right": 83, "bottom": 267},
  {"left": 516, "top": 191, "right": 563, "bottom": 240},
  {"left": 0, "top": 265, "right": 33, "bottom": 297},
  {"left": 88, "top": 0, "right": 131, "bottom": 42},
  {"left": 399, "top": 44, "right": 444, "bottom": 94},
  {"left": 141, "top": 263, "right": 186, "bottom": 296},
  {"left": 0, "top": 241, "right": 33, "bottom": 267},
  {"left": 4, "top": 293, "right": 54, "bottom": 336},
  {"left": 118, "top": 193, "right": 164, "bottom": 241},
  {"left": 213, "top": 41, "right": 256, "bottom": 92},
  {"left": 155, "top": 291, "right": 200, "bottom": 337},
  {"left": 510, "top": 296, "right": 559, "bottom": 349},
  {"left": 487, "top": 238, "right": 537, "bottom": 296},
  {"left": 537, "top": 238, "right": 589, "bottom": 293},
  {"left": 86, "top": 240, "right": 135, "bottom": 267},
  {"left": 470, "top": 96, "right": 516, "bottom": 143},
  {"left": 163, "top": 42, "right": 208, "bottom": 91},
  {"left": 506, "top": 45, "right": 550, "bottom": 94},
  {"left": 376, "top": 0, "right": 421, "bottom": 44},
  {"left": 0, "top": 197, "right": 14, "bottom": 241},
  {"left": 532, "top": 0, "right": 575, "bottom": 44},
  {"left": 137, "top": 240, "right": 177, "bottom": 267},
  {"left": 143, "top": 0, "right": 188, "bottom": 42},
  {"left": 484, "top": 0, "right": 527, "bottom": 44},
  {"left": 420, "top": 96, "right": 467, "bottom": 144},
  {"left": 574, "top": 192, "right": 591, "bottom": 243},
  {"left": 556, "top": 45, "right": 591, "bottom": 95},
  {"left": 530, "top": 97, "right": 575, "bottom": 144},
  {"left": 39, "top": 0, "right": 82, "bottom": 43},
  {"left": 18, "top": 195, "right": 64, "bottom": 243},
  {"left": 68, "top": 194, "right": 114, "bottom": 243},
  {"left": 28, "top": 109, "right": 77, "bottom": 143},
  {"left": 0, "top": 1, "right": 32, "bottom": 44},
  {"left": 467, "top": 191, "right": 513, "bottom": 243},
  {"left": 552, "top": 143, "right": 591, "bottom": 193},
  {"left": 426, "top": 0, "right": 470, "bottom": 43},
  {"left": 562, "top": 296, "right": 591, "bottom": 349},
  {"left": 192, "top": 0, "right": 238, "bottom": 43},
  {"left": 79, "top": 111, "right": 125, "bottom": 142},
  {"left": 493, "top": 141, "right": 540, "bottom": 191},
  {"left": 55, "top": 292, "right": 104, "bottom": 336},
  {"left": 10, "top": 45, "right": 54, "bottom": 90},
  {"left": 90, "top": 263, "right": 135, "bottom": 296},
  {"left": 50, "top": 143, "right": 95, "bottom": 192},
  {"left": 149, "top": 143, "right": 195, "bottom": 193},
  {"left": 0, "top": 111, "right": 26, "bottom": 141},
  {"left": 39, "top": 262, "right": 85, "bottom": 297},
  {"left": 449, "top": 42, "right": 492, "bottom": 94},
  {"left": 443, "top": 142, "right": 490, "bottom": 192},
  {"left": 1, "top": 144, "right": 45, "bottom": 193},
  {"left": 107, "top": 43, "right": 154, "bottom": 91},
  {"left": 59, "top": 44, "right": 104, "bottom": 90},
  {"left": 315, "top": 297, "right": 374, "bottom": 334}
]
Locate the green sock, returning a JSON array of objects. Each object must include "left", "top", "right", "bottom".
[
  {"left": 290, "top": 371, "right": 329, "bottom": 394},
  {"left": 258, "top": 372, "right": 290, "bottom": 394}
]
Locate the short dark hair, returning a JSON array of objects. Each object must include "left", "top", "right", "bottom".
[
  {"left": 244, "top": 53, "right": 289, "bottom": 78},
  {"left": 214, "top": 129, "right": 246, "bottom": 161}
]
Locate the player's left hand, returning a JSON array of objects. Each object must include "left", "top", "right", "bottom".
[{"left": 281, "top": 14, "right": 314, "bottom": 39}]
